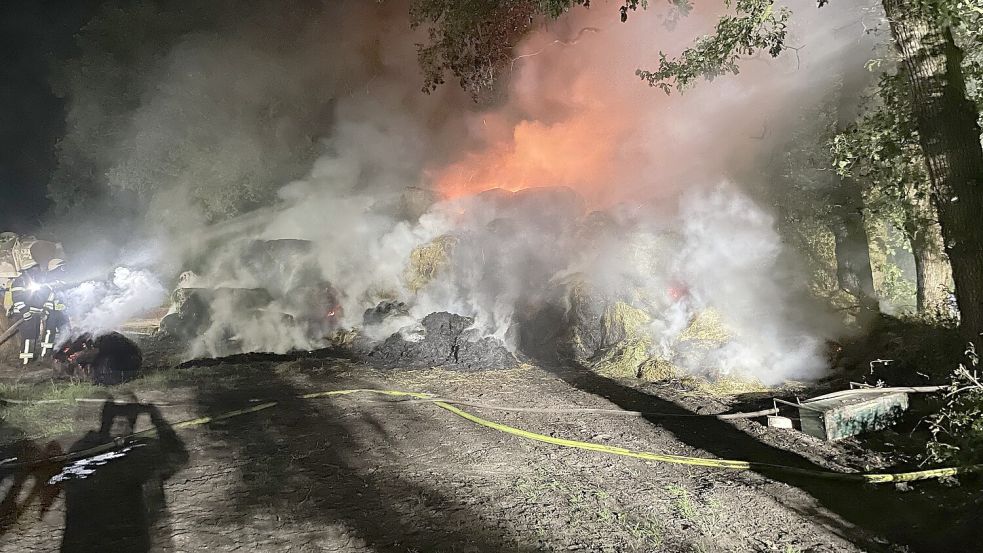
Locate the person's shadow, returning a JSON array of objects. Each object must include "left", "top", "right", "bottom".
[
  {"left": 0, "top": 429, "right": 63, "bottom": 536},
  {"left": 59, "top": 400, "right": 188, "bottom": 553}
]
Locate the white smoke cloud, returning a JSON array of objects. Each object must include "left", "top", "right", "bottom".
[
  {"left": 669, "top": 185, "right": 828, "bottom": 383},
  {"left": 62, "top": 267, "right": 167, "bottom": 337},
  {"left": 48, "top": 0, "right": 881, "bottom": 381}
]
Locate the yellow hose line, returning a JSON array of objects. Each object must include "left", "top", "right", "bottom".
[
  {"left": 7, "top": 388, "right": 982, "bottom": 484},
  {"left": 285, "top": 389, "right": 983, "bottom": 483},
  {"left": 430, "top": 398, "right": 983, "bottom": 483}
]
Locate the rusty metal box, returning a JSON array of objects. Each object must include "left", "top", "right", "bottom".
[{"left": 798, "top": 391, "right": 909, "bottom": 441}]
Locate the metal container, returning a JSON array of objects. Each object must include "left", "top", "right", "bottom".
[{"left": 798, "top": 390, "right": 909, "bottom": 441}]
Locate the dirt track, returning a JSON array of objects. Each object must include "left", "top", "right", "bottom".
[{"left": 0, "top": 356, "right": 975, "bottom": 552}]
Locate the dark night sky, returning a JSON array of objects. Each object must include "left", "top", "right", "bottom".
[{"left": 0, "top": 0, "right": 104, "bottom": 234}]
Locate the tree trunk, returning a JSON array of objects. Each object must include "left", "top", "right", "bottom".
[
  {"left": 882, "top": 0, "right": 983, "bottom": 339},
  {"left": 903, "top": 193, "right": 953, "bottom": 315},
  {"left": 830, "top": 209, "right": 877, "bottom": 311},
  {"left": 829, "top": 62, "right": 880, "bottom": 320}
]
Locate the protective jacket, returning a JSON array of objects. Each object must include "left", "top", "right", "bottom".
[
  {"left": 9, "top": 266, "right": 64, "bottom": 319},
  {"left": 8, "top": 265, "right": 67, "bottom": 363}
]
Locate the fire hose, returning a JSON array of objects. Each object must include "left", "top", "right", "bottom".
[{"left": 2, "top": 388, "right": 981, "bottom": 484}]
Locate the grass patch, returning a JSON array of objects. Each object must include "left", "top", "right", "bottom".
[
  {"left": 665, "top": 484, "right": 699, "bottom": 520},
  {"left": 0, "top": 380, "right": 103, "bottom": 402},
  {"left": 515, "top": 469, "right": 662, "bottom": 550},
  {"left": 0, "top": 379, "right": 107, "bottom": 443},
  {"left": 125, "top": 367, "right": 200, "bottom": 389},
  {"left": 0, "top": 365, "right": 219, "bottom": 445},
  {"left": 1, "top": 402, "right": 83, "bottom": 441},
  {"left": 664, "top": 484, "right": 721, "bottom": 539}
]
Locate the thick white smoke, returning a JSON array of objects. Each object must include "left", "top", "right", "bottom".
[
  {"left": 669, "top": 186, "right": 827, "bottom": 382},
  {"left": 61, "top": 267, "right": 167, "bottom": 338},
  {"left": 50, "top": 0, "right": 879, "bottom": 382}
]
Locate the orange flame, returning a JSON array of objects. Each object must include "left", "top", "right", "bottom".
[{"left": 431, "top": 113, "right": 626, "bottom": 204}]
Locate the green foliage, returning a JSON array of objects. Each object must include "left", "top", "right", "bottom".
[
  {"left": 409, "top": 0, "right": 980, "bottom": 100},
  {"left": 945, "top": 1, "right": 983, "bottom": 122},
  {"left": 411, "top": 0, "right": 537, "bottom": 98},
  {"left": 831, "top": 72, "right": 932, "bottom": 239},
  {"left": 636, "top": 0, "right": 790, "bottom": 93},
  {"left": 409, "top": 0, "right": 645, "bottom": 98},
  {"left": 924, "top": 343, "right": 983, "bottom": 466},
  {"left": 763, "top": 95, "right": 846, "bottom": 303},
  {"left": 911, "top": 0, "right": 983, "bottom": 31},
  {"left": 867, "top": 221, "right": 918, "bottom": 313}
]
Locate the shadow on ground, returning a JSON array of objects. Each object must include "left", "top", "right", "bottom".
[
  {"left": 0, "top": 423, "right": 62, "bottom": 539},
  {"left": 59, "top": 399, "right": 189, "bottom": 553},
  {"left": 516, "top": 312, "right": 980, "bottom": 553},
  {"left": 0, "top": 399, "right": 188, "bottom": 552},
  {"left": 190, "top": 360, "right": 536, "bottom": 552}
]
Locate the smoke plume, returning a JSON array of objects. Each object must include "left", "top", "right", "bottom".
[
  {"left": 62, "top": 267, "right": 167, "bottom": 336},
  {"left": 49, "top": 0, "right": 879, "bottom": 383}
]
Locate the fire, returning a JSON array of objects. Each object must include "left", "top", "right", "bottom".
[
  {"left": 427, "top": 13, "right": 647, "bottom": 206},
  {"left": 421, "top": 4, "right": 756, "bottom": 211},
  {"left": 431, "top": 114, "right": 626, "bottom": 204}
]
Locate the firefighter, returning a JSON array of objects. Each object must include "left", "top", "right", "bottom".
[{"left": 8, "top": 258, "right": 68, "bottom": 364}]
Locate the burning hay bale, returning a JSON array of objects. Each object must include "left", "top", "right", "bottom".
[
  {"left": 558, "top": 280, "right": 735, "bottom": 383},
  {"left": 158, "top": 238, "right": 344, "bottom": 354},
  {"left": 561, "top": 278, "right": 608, "bottom": 361},
  {"left": 327, "top": 327, "right": 361, "bottom": 350},
  {"left": 367, "top": 312, "right": 518, "bottom": 370},
  {"left": 589, "top": 301, "right": 658, "bottom": 379},
  {"left": 160, "top": 287, "right": 273, "bottom": 340},
  {"left": 669, "top": 308, "right": 734, "bottom": 375},
  {"left": 362, "top": 300, "right": 409, "bottom": 326},
  {"left": 676, "top": 308, "right": 731, "bottom": 344},
  {"left": 403, "top": 234, "right": 457, "bottom": 293}
]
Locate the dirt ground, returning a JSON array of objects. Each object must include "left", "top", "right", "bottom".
[{"left": 0, "top": 350, "right": 979, "bottom": 552}]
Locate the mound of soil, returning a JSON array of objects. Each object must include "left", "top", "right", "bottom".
[{"left": 366, "top": 312, "right": 518, "bottom": 370}]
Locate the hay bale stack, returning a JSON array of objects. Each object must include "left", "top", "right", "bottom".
[
  {"left": 404, "top": 234, "right": 458, "bottom": 293},
  {"left": 590, "top": 301, "right": 657, "bottom": 378},
  {"left": 580, "top": 301, "right": 736, "bottom": 383},
  {"left": 676, "top": 308, "right": 731, "bottom": 349},
  {"left": 561, "top": 278, "right": 607, "bottom": 361}
]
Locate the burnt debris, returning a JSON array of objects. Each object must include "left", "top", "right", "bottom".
[
  {"left": 367, "top": 312, "right": 517, "bottom": 370},
  {"left": 362, "top": 300, "right": 409, "bottom": 326},
  {"left": 56, "top": 332, "right": 143, "bottom": 384}
]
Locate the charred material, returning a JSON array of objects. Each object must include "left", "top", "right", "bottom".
[
  {"left": 159, "top": 238, "right": 343, "bottom": 347},
  {"left": 55, "top": 332, "right": 143, "bottom": 384},
  {"left": 159, "top": 287, "right": 273, "bottom": 340},
  {"left": 367, "top": 312, "right": 518, "bottom": 370},
  {"left": 362, "top": 301, "right": 409, "bottom": 326}
]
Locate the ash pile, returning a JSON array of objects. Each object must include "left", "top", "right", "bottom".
[{"left": 363, "top": 310, "right": 518, "bottom": 370}]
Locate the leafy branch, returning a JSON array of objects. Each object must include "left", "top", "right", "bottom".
[
  {"left": 924, "top": 343, "right": 983, "bottom": 467},
  {"left": 636, "top": 0, "right": 790, "bottom": 94}
]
